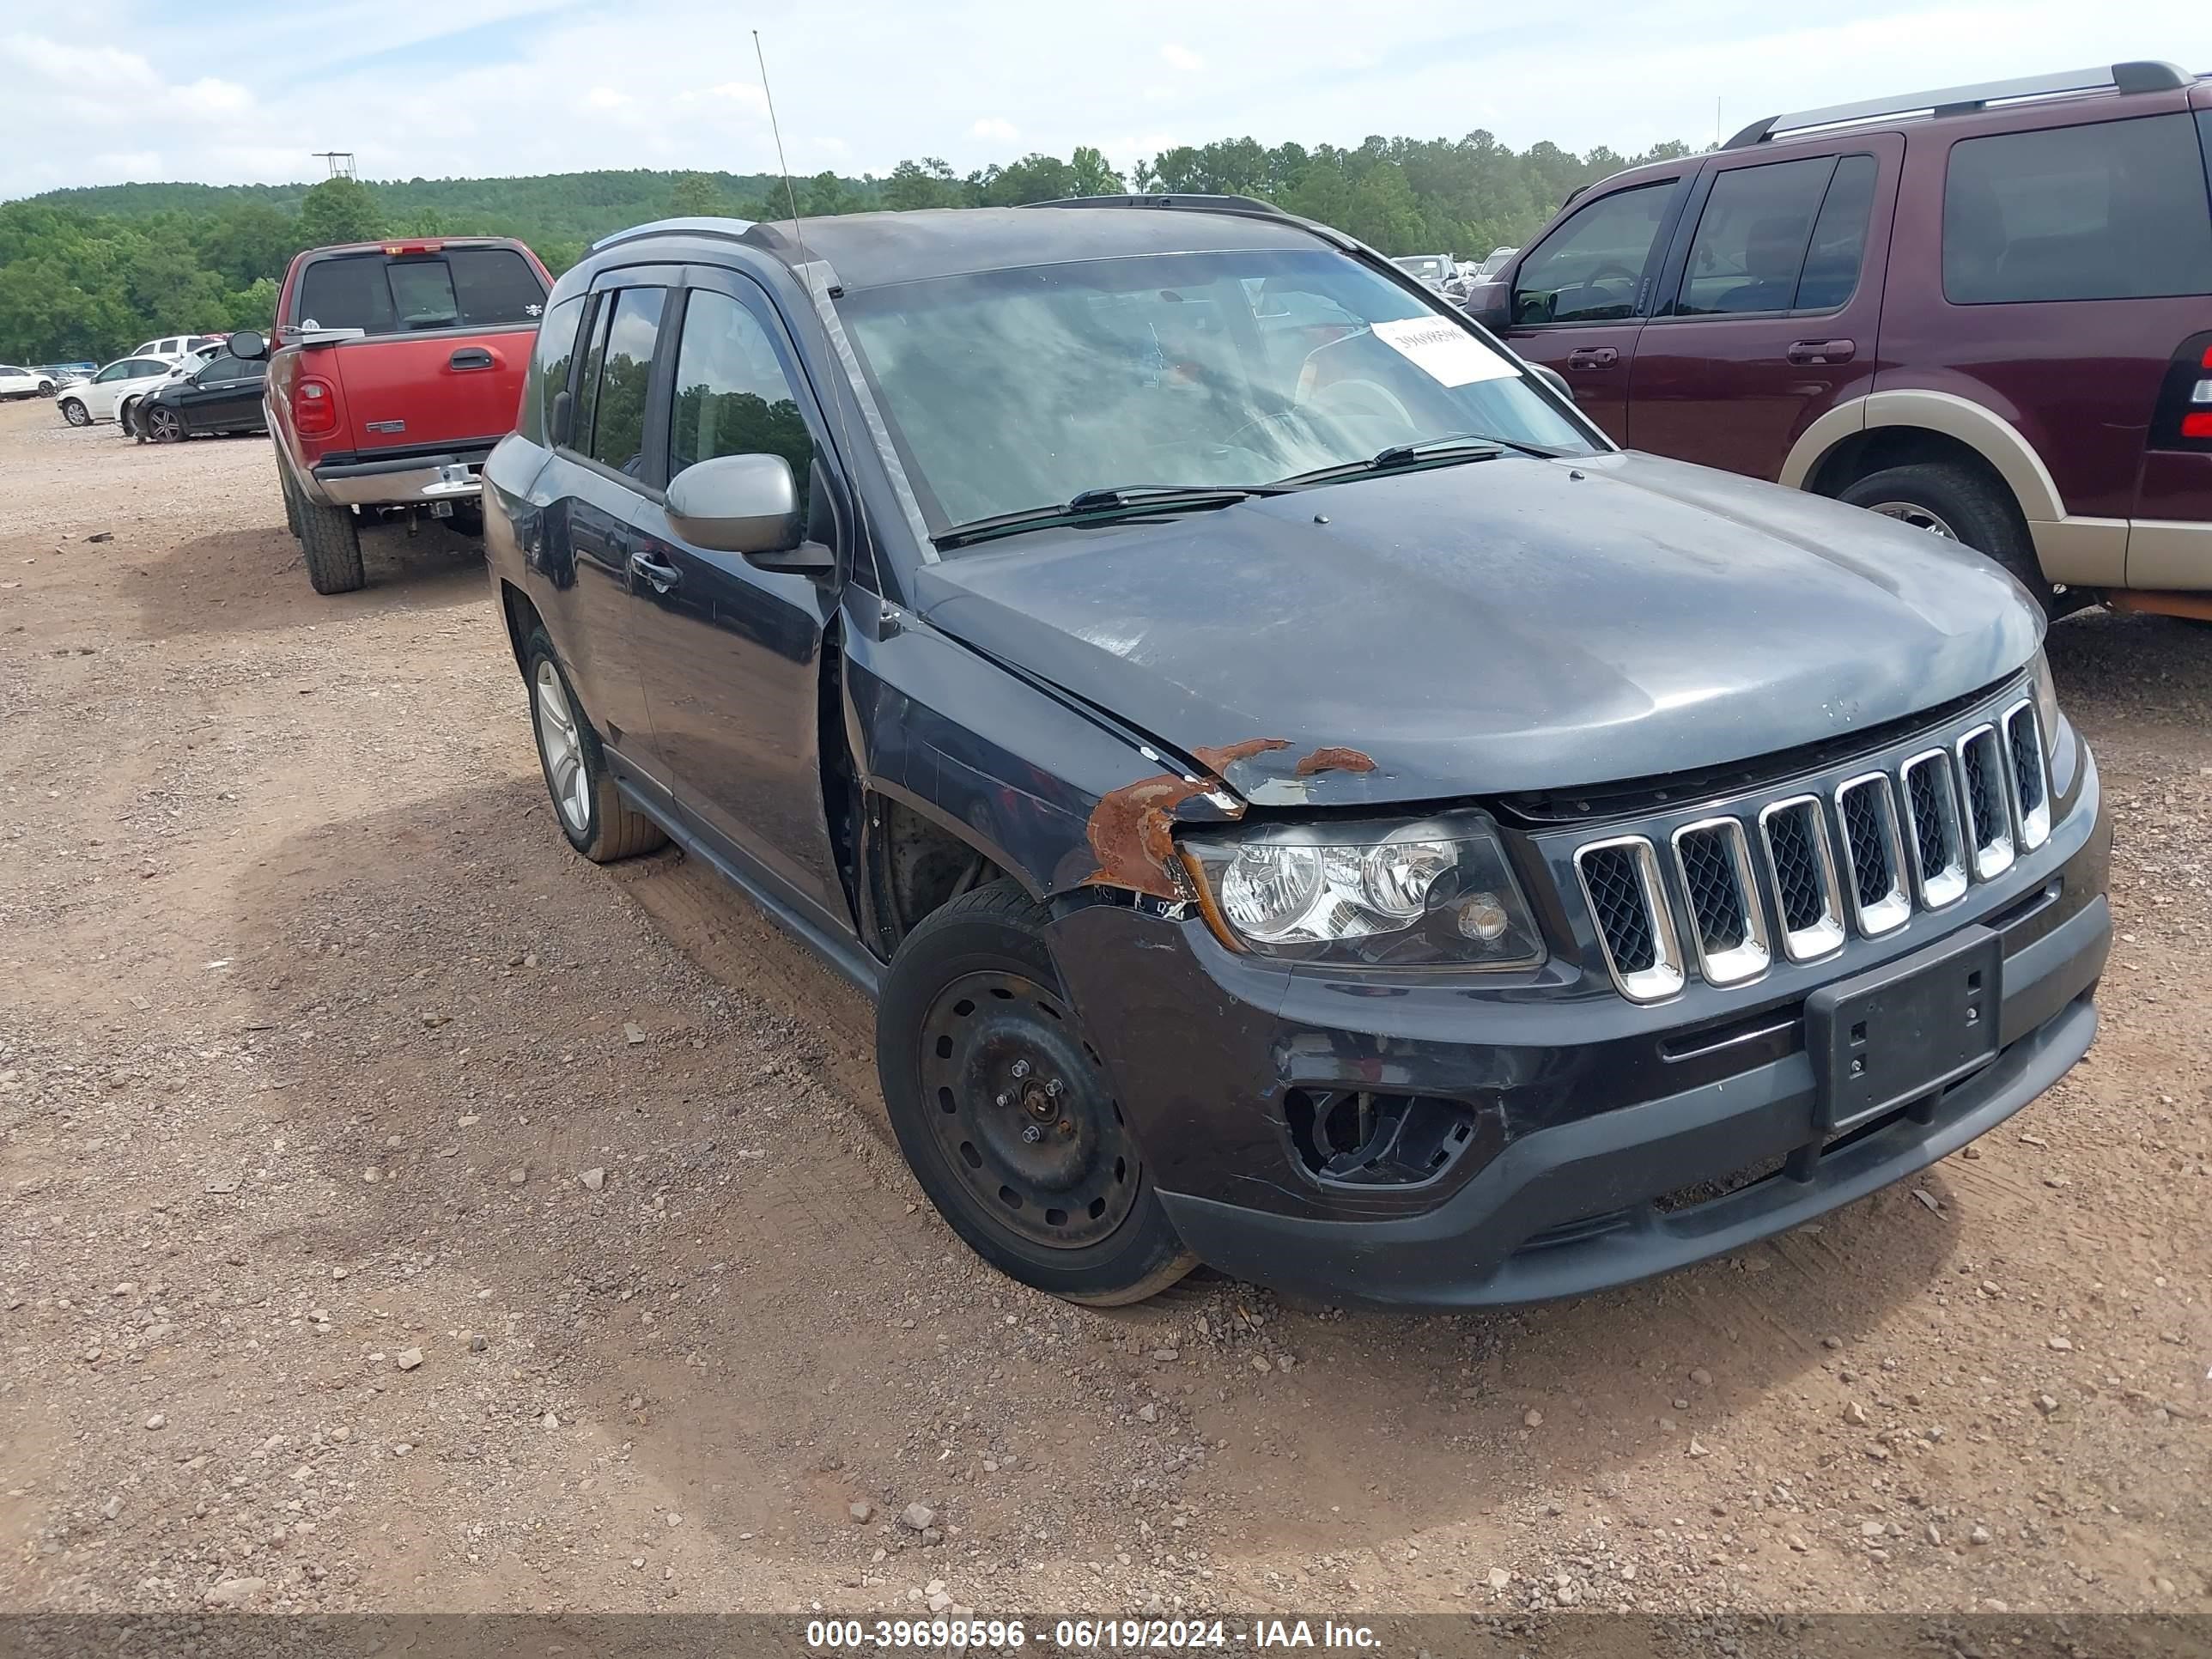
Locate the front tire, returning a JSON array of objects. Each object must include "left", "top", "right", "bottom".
[
  {"left": 876, "top": 881, "right": 1196, "bottom": 1306},
  {"left": 60, "top": 398, "right": 89, "bottom": 428},
  {"left": 520, "top": 627, "right": 665, "bottom": 863},
  {"left": 145, "top": 404, "right": 183, "bottom": 443},
  {"left": 1838, "top": 461, "right": 2077, "bottom": 616}
]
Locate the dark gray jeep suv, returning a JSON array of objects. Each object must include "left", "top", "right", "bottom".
[{"left": 482, "top": 198, "right": 2110, "bottom": 1308}]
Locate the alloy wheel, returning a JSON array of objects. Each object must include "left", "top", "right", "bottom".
[
  {"left": 148, "top": 407, "right": 181, "bottom": 442},
  {"left": 915, "top": 969, "right": 1141, "bottom": 1250},
  {"left": 532, "top": 660, "right": 592, "bottom": 835},
  {"left": 1867, "top": 501, "right": 1960, "bottom": 540}
]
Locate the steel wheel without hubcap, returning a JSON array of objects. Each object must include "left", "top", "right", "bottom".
[
  {"left": 917, "top": 969, "right": 1140, "bottom": 1250},
  {"left": 532, "top": 659, "right": 592, "bottom": 836},
  {"left": 146, "top": 406, "right": 181, "bottom": 443},
  {"left": 1866, "top": 501, "right": 1960, "bottom": 539}
]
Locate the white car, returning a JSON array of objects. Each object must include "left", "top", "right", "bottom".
[
  {"left": 55, "top": 356, "right": 175, "bottom": 428},
  {"left": 129, "top": 333, "right": 226, "bottom": 363},
  {"left": 0, "top": 363, "right": 60, "bottom": 400},
  {"left": 118, "top": 340, "right": 225, "bottom": 438}
]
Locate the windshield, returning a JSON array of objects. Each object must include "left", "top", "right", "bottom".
[{"left": 837, "top": 248, "right": 1592, "bottom": 535}]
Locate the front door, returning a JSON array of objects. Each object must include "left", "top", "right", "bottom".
[
  {"left": 627, "top": 274, "right": 849, "bottom": 921},
  {"left": 1627, "top": 136, "right": 1901, "bottom": 480},
  {"left": 1499, "top": 174, "right": 1691, "bottom": 441}
]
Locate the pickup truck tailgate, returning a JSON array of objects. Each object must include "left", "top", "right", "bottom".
[{"left": 322, "top": 326, "right": 535, "bottom": 450}]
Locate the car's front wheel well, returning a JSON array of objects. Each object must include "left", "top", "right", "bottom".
[{"left": 862, "top": 794, "right": 1016, "bottom": 957}]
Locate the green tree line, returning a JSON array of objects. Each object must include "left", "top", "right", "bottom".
[{"left": 2, "top": 132, "right": 1692, "bottom": 364}]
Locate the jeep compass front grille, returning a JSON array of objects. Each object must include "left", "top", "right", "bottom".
[{"left": 1568, "top": 682, "right": 2053, "bottom": 1002}]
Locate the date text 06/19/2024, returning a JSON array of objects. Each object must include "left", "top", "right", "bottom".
[{"left": 803, "top": 1619, "right": 1382, "bottom": 1650}]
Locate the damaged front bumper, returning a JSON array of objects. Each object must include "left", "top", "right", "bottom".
[{"left": 1047, "top": 763, "right": 2111, "bottom": 1310}]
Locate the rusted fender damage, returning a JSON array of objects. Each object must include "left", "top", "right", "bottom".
[
  {"left": 1083, "top": 739, "right": 1294, "bottom": 900},
  {"left": 1292, "top": 745, "right": 1377, "bottom": 778}
]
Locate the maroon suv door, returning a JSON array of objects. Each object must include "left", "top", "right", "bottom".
[
  {"left": 1628, "top": 134, "right": 1901, "bottom": 479},
  {"left": 1495, "top": 173, "right": 1692, "bottom": 440}
]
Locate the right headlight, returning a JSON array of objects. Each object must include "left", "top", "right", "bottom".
[
  {"left": 2029, "top": 647, "right": 2062, "bottom": 756},
  {"left": 1181, "top": 810, "right": 1546, "bottom": 970}
]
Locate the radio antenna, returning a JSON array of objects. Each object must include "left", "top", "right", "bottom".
[{"left": 754, "top": 30, "right": 808, "bottom": 258}]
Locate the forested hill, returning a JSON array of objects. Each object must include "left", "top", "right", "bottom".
[
  {"left": 27, "top": 171, "right": 829, "bottom": 243},
  {"left": 3, "top": 133, "right": 1693, "bottom": 364}
]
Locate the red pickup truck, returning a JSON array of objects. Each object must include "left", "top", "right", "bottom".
[{"left": 229, "top": 237, "right": 552, "bottom": 593}]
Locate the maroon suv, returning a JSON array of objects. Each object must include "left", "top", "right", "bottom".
[{"left": 1464, "top": 61, "right": 2212, "bottom": 617}]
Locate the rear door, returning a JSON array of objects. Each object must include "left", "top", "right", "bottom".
[
  {"left": 512, "top": 282, "right": 666, "bottom": 781},
  {"left": 185, "top": 352, "right": 266, "bottom": 430},
  {"left": 626, "top": 270, "right": 850, "bottom": 921},
  {"left": 1629, "top": 135, "right": 1900, "bottom": 478},
  {"left": 1498, "top": 173, "right": 1693, "bottom": 439},
  {"left": 287, "top": 244, "right": 548, "bottom": 450}
]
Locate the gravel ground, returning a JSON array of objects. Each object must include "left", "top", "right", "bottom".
[{"left": 0, "top": 397, "right": 2205, "bottom": 1619}]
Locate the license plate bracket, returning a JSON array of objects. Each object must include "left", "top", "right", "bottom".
[{"left": 1806, "top": 926, "right": 2002, "bottom": 1135}]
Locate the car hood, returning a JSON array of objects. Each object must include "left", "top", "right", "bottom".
[{"left": 909, "top": 450, "right": 2045, "bottom": 807}]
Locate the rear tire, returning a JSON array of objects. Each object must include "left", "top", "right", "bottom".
[
  {"left": 1838, "top": 461, "right": 2079, "bottom": 616},
  {"left": 297, "top": 494, "right": 365, "bottom": 595},
  {"left": 520, "top": 626, "right": 665, "bottom": 863},
  {"left": 876, "top": 881, "right": 1196, "bottom": 1306}
]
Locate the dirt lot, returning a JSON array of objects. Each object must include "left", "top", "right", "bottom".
[{"left": 0, "top": 395, "right": 2206, "bottom": 1620}]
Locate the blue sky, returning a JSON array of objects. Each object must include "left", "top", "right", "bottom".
[{"left": 1, "top": 0, "right": 2204, "bottom": 198}]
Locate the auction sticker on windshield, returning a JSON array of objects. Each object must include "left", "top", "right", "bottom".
[{"left": 1369, "top": 316, "right": 1517, "bottom": 387}]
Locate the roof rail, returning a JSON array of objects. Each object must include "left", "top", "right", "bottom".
[
  {"left": 1019, "top": 192, "right": 1286, "bottom": 216},
  {"left": 1723, "top": 59, "right": 2193, "bottom": 149},
  {"left": 590, "top": 215, "right": 756, "bottom": 252}
]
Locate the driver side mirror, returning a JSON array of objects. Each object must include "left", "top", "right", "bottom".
[
  {"left": 228, "top": 329, "right": 267, "bottom": 362},
  {"left": 665, "top": 453, "right": 832, "bottom": 574}
]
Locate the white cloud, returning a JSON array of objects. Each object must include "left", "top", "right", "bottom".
[{"left": 2, "top": 2, "right": 2207, "bottom": 199}]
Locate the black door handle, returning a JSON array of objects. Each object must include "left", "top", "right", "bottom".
[
  {"left": 448, "top": 347, "right": 494, "bottom": 371},
  {"left": 629, "top": 551, "right": 681, "bottom": 592}
]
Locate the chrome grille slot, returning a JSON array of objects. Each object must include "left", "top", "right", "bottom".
[
  {"left": 1670, "top": 817, "right": 1770, "bottom": 985},
  {"left": 2003, "top": 698, "right": 2051, "bottom": 850},
  {"left": 1833, "top": 772, "right": 1911, "bottom": 936},
  {"left": 1954, "top": 723, "right": 2016, "bottom": 880},
  {"left": 1757, "top": 796, "right": 1844, "bottom": 962},
  {"left": 1899, "top": 748, "right": 1968, "bottom": 908},
  {"left": 1574, "top": 837, "right": 1684, "bottom": 1004}
]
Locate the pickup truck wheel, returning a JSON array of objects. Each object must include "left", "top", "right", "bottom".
[
  {"left": 1838, "top": 462, "right": 2081, "bottom": 616},
  {"left": 296, "top": 495, "right": 366, "bottom": 595},
  {"left": 60, "top": 398, "right": 89, "bottom": 428},
  {"left": 877, "top": 881, "right": 1197, "bottom": 1306},
  {"left": 522, "top": 628, "right": 665, "bottom": 862}
]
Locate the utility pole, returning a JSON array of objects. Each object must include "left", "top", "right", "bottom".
[{"left": 312, "top": 151, "right": 356, "bottom": 179}]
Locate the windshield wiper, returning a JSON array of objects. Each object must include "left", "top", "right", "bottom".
[
  {"left": 1273, "top": 431, "right": 1565, "bottom": 490},
  {"left": 933, "top": 483, "right": 1289, "bottom": 551}
]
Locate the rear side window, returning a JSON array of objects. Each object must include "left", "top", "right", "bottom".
[
  {"left": 294, "top": 247, "right": 549, "bottom": 335},
  {"left": 580, "top": 288, "right": 666, "bottom": 476},
  {"left": 1512, "top": 183, "right": 1675, "bottom": 325},
  {"left": 667, "top": 289, "right": 816, "bottom": 516},
  {"left": 1794, "top": 156, "right": 1877, "bottom": 309},
  {"left": 1943, "top": 113, "right": 2212, "bottom": 303},
  {"left": 1676, "top": 157, "right": 1835, "bottom": 315},
  {"left": 519, "top": 295, "right": 586, "bottom": 445}
]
